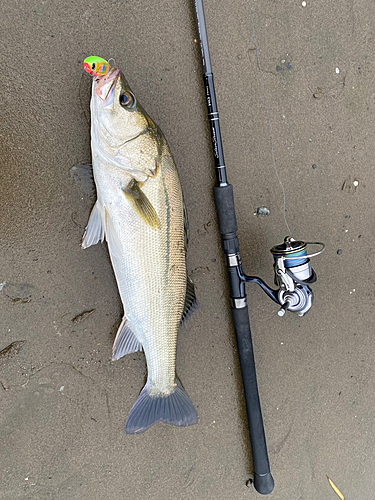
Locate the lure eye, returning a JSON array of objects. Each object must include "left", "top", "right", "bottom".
[
  {"left": 91, "top": 63, "right": 96, "bottom": 70},
  {"left": 119, "top": 92, "right": 135, "bottom": 108}
]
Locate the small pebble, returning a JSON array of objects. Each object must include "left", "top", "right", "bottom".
[
  {"left": 337, "top": 249, "right": 342, "bottom": 255},
  {"left": 256, "top": 207, "right": 270, "bottom": 217},
  {"left": 309, "top": 138, "right": 312, "bottom": 142},
  {"left": 336, "top": 67, "right": 340, "bottom": 74},
  {"left": 312, "top": 164, "right": 317, "bottom": 169},
  {"left": 302, "top": 1, "right": 307, "bottom": 6}
]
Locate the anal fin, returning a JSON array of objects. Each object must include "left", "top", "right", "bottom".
[{"left": 112, "top": 317, "right": 142, "bottom": 360}]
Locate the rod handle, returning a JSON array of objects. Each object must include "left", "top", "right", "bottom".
[
  {"left": 231, "top": 305, "right": 274, "bottom": 495},
  {"left": 213, "top": 185, "right": 237, "bottom": 235}
]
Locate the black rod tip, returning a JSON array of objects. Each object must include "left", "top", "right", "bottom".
[{"left": 253, "top": 472, "right": 274, "bottom": 495}]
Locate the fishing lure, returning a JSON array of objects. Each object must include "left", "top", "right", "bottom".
[{"left": 83, "top": 56, "right": 110, "bottom": 76}]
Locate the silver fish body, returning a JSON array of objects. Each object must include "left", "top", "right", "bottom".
[{"left": 82, "top": 67, "right": 198, "bottom": 433}]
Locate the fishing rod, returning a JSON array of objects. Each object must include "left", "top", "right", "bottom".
[{"left": 192, "top": 0, "right": 324, "bottom": 495}]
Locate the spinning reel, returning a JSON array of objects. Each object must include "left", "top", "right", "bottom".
[
  {"left": 270, "top": 237, "right": 325, "bottom": 316},
  {"left": 233, "top": 237, "right": 325, "bottom": 317}
]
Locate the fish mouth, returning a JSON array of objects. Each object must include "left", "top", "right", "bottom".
[{"left": 93, "top": 67, "right": 121, "bottom": 101}]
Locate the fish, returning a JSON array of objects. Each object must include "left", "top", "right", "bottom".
[{"left": 81, "top": 57, "right": 198, "bottom": 434}]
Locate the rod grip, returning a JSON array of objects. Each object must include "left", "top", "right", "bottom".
[
  {"left": 213, "top": 184, "right": 237, "bottom": 235},
  {"left": 231, "top": 305, "right": 274, "bottom": 495}
]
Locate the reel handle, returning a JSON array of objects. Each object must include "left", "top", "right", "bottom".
[{"left": 277, "top": 300, "right": 290, "bottom": 317}]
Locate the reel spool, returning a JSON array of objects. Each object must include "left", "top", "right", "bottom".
[{"left": 270, "top": 237, "right": 325, "bottom": 317}]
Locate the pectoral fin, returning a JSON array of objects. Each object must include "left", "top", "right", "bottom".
[{"left": 122, "top": 179, "right": 161, "bottom": 230}]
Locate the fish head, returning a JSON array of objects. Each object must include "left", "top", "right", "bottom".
[{"left": 90, "top": 66, "right": 148, "bottom": 148}]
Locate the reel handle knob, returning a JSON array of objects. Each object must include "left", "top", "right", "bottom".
[{"left": 277, "top": 300, "right": 290, "bottom": 317}]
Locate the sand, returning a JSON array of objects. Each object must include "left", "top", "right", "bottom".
[{"left": 1, "top": 0, "right": 374, "bottom": 498}]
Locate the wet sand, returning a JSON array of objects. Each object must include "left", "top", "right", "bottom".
[{"left": 1, "top": 0, "right": 374, "bottom": 498}]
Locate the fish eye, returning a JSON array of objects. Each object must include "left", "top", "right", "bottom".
[
  {"left": 119, "top": 92, "right": 135, "bottom": 108},
  {"left": 91, "top": 63, "right": 96, "bottom": 70}
]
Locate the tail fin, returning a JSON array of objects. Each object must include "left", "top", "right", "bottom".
[{"left": 125, "top": 380, "right": 198, "bottom": 434}]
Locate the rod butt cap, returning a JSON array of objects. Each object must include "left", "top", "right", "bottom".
[{"left": 254, "top": 472, "right": 274, "bottom": 495}]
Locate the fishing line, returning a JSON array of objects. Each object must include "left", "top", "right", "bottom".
[{"left": 246, "top": 0, "right": 292, "bottom": 236}]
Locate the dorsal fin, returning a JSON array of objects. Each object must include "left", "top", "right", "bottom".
[{"left": 180, "top": 277, "right": 198, "bottom": 325}]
